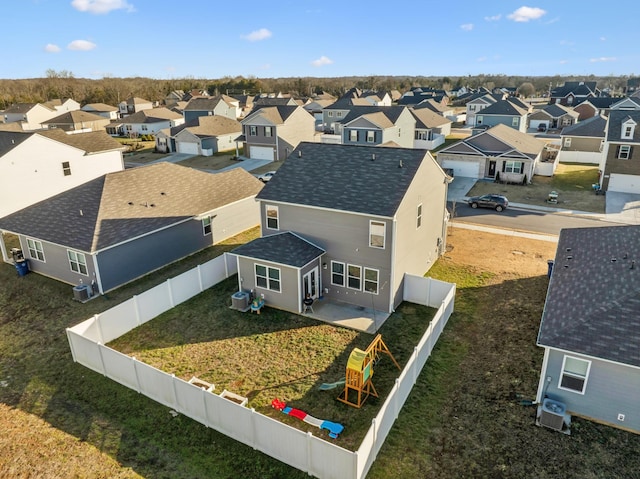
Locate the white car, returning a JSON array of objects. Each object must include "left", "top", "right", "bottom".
[{"left": 257, "top": 171, "right": 276, "bottom": 183}]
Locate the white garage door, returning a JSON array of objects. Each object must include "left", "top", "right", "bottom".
[
  {"left": 441, "top": 159, "right": 481, "bottom": 178},
  {"left": 177, "top": 141, "right": 199, "bottom": 155},
  {"left": 250, "top": 146, "right": 275, "bottom": 161},
  {"left": 608, "top": 173, "right": 640, "bottom": 194}
]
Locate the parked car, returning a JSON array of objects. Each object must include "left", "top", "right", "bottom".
[
  {"left": 537, "top": 124, "right": 547, "bottom": 132},
  {"left": 467, "top": 194, "right": 509, "bottom": 212},
  {"left": 257, "top": 171, "right": 276, "bottom": 183}
]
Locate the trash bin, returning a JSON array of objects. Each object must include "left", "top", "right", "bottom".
[{"left": 15, "top": 259, "right": 29, "bottom": 276}]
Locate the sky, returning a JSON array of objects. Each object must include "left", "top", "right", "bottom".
[{"left": 2, "top": 0, "right": 639, "bottom": 80}]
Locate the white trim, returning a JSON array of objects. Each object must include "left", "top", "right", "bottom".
[
  {"left": 257, "top": 199, "right": 393, "bottom": 221},
  {"left": 535, "top": 347, "right": 551, "bottom": 404},
  {"left": 265, "top": 204, "right": 279, "bottom": 230},
  {"left": 331, "top": 260, "right": 345, "bottom": 287},
  {"left": 363, "top": 267, "right": 379, "bottom": 295},
  {"left": 369, "top": 220, "right": 386, "bottom": 249},
  {"left": 255, "top": 263, "right": 281, "bottom": 292},
  {"left": 558, "top": 354, "right": 591, "bottom": 395},
  {"left": 26, "top": 237, "right": 46, "bottom": 262},
  {"left": 67, "top": 249, "right": 89, "bottom": 276},
  {"left": 346, "top": 263, "right": 362, "bottom": 291}
]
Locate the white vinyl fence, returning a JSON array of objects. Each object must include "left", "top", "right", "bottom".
[{"left": 67, "top": 256, "right": 455, "bottom": 479}]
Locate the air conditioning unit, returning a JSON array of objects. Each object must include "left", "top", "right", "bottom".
[
  {"left": 231, "top": 291, "right": 250, "bottom": 312},
  {"left": 73, "top": 284, "right": 90, "bottom": 302},
  {"left": 539, "top": 398, "right": 567, "bottom": 431}
]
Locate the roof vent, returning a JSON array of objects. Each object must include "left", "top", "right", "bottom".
[
  {"left": 371, "top": 153, "right": 376, "bottom": 161},
  {"left": 611, "top": 258, "right": 617, "bottom": 263},
  {"left": 398, "top": 159, "right": 403, "bottom": 168},
  {"left": 160, "top": 191, "right": 166, "bottom": 196},
  {"left": 632, "top": 261, "right": 636, "bottom": 270},
  {"left": 298, "top": 150, "right": 302, "bottom": 158},
  {"left": 565, "top": 247, "right": 571, "bottom": 252},
  {"left": 79, "top": 209, "right": 83, "bottom": 216},
  {"left": 128, "top": 201, "right": 134, "bottom": 206}
]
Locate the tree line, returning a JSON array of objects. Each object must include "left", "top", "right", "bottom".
[{"left": 0, "top": 70, "right": 632, "bottom": 109}]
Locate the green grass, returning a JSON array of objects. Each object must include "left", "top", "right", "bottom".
[{"left": 550, "top": 162, "right": 600, "bottom": 190}]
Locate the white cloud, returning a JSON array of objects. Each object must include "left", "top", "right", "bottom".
[
  {"left": 507, "top": 6, "right": 546, "bottom": 22},
  {"left": 477, "top": 56, "right": 488, "bottom": 62},
  {"left": 460, "top": 23, "right": 474, "bottom": 31},
  {"left": 600, "top": 36, "right": 606, "bottom": 41},
  {"left": 484, "top": 14, "right": 501, "bottom": 21},
  {"left": 311, "top": 56, "right": 333, "bottom": 67},
  {"left": 590, "top": 57, "right": 616, "bottom": 63},
  {"left": 71, "top": 0, "right": 135, "bottom": 14},
  {"left": 67, "top": 40, "right": 97, "bottom": 51},
  {"left": 241, "top": 28, "right": 272, "bottom": 42},
  {"left": 45, "top": 44, "right": 61, "bottom": 53}
]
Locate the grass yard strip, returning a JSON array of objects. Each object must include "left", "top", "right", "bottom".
[{"left": 108, "top": 276, "right": 438, "bottom": 449}]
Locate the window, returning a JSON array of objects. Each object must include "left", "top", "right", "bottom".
[
  {"left": 366, "top": 131, "right": 375, "bottom": 143},
  {"left": 398, "top": 128, "right": 401, "bottom": 137},
  {"left": 564, "top": 137, "right": 572, "bottom": 148},
  {"left": 504, "top": 161, "right": 524, "bottom": 174},
  {"left": 618, "top": 145, "right": 632, "bottom": 160},
  {"left": 415, "top": 130, "right": 427, "bottom": 140},
  {"left": 266, "top": 205, "right": 279, "bottom": 230},
  {"left": 369, "top": 220, "right": 385, "bottom": 248},
  {"left": 512, "top": 117, "right": 519, "bottom": 127},
  {"left": 331, "top": 261, "right": 345, "bottom": 286},
  {"left": 336, "top": 111, "right": 343, "bottom": 118},
  {"left": 141, "top": 125, "right": 148, "bottom": 131},
  {"left": 622, "top": 123, "right": 635, "bottom": 139},
  {"left": 255, "top": 264, "right": 281, "bottom": 292},
  {"left": 62, "top": 161, "right": 71, "bottom": 176},
  {"left": 264, "top": 126, "right": 272, "bottom": 137},
  {"left": 347, "top": 264, "right": 361, "bottom": 290},
  {"left": 559, "top": 356, "right": 591, "bottom": 394},
  {"left": 249, "top": 125, "right": 257, "bottom": 136},
  {"left": 328, "top": 111, "right": 334, "bottom": 117},
  {"left": 68, "top": 250, "right": 88, "bottom": 275},
  {"left": 126, "top": 125, "right": 132, "bottom": 131},
  {"left": 469, "top": 105, "right": 476, "bottom": 111},
  {"left": 202, "top": 216, "right": 212, "bottom": 235},
  {"left": 349, "top": 130, "right": 358, "bottom": 142},
  {"left": 27, "top": 238, "right": 45, "bottom": 262},
  {"left": 364, "top": 268, "right": 379, "bottom": 294},
  {"left": 476, "top": 116, "right": 483, "bottom": 125},
  {"left": 416, "top": 203, "right": 423, "bottom": 228}
]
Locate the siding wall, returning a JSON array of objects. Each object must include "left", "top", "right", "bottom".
[{"left": 236, "top": 258, "right": 301, "bottom": 313}]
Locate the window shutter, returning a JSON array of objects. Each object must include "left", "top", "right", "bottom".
[
  {"left": 501, "top": 162, "right": 506, "bottom": 172},
  {"left": 520, "top": 163, "right": 525, "bottom": 174},
  {"left": 615, "top": 145, "right": 620, "bottom": 157},
  {"left": 357, "top": 131, "right": 360, "bottom": 141},
  {"left": 630, "top": 146, "right": 634, "bottom": 159}
]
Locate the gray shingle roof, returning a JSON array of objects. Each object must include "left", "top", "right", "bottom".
[
  {"left": 256, "top": 142, "right": 430, "bottom": 217},
  {"left": 242, "top": 105, "right": 299, "bottom": 124},
  {"left": 607, "top": 109, "right": 640, "bottom": 143},
  {"left": 560, "top": 115, "right": 607, "bottom": 138},
  {"left": 537, "top": 225, "right": 640, "bottom": 367},
  {"left": 0, "top": 131, "right": 31, "bottom": 155},
  {"left": 0, "top": 163, "right": 263, "bottom": 252},
  {"left": 41, "top": 110, "right": 107, "bottom": 124},
  {"left": 123, "top": 108, "right": 182, "bottom": 124},
  {"left": 232, "top": 231, "right": 325, "bottom": 267},
  {"left": 477, "top": 99, "right": 528, "bottom": 116}
]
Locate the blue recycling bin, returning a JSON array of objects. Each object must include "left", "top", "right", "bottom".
[{"left": 15, "top": 259, "right": 29, "bottom": 276}]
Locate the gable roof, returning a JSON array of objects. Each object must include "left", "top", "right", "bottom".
[
  {"left": 606, "top": 109, "right": 640, "bottom": 143},
  {"left": 171, "top": 115, "right": 242, "bottom": 137},
  {"left": 560, "top": 115, "right": 607, "bottom": 138},
  {"left": 551, "top": 81, "right": 599, "bottom": 99},
  {"left": 0, "top": 163, "right": 263, "bottom": 252},
  {"left": 256, "top": 142, "right": 432, "bottom": 217},
  {"left": 4, "top": 103, "right": 52, "bottom": 114},
  {"left": 337, "top": 106, "right": 408, "bottom": 125},
  {"left": 242, "top": 105, "right": 300, "bottom": 125},
  {"left": 232, "top": 231, "right": 325, "bottom": 268},
  {"left": 0, "top": 129, "right": 123, "bottom": 155},
  {"left": 541, "top": 103, "right": 579, "bottom": 119},
  {"left": 41, "top": 110, "right": 107, "bottom": 125},
  {"left": 410, "top": 108, "right": 451, "bottom": 129},
  {"left": 183, "top": 96, "right": 235, "bottom": 111},
  {"left": 537, "top": 225, "right": 640, "bottom": 368},
  {"left": 122, "top": 107, "right": 182, "bottom": 124},
  {"left": 476, "top": 99, "right": 528, "bottom": 116},
  {"left": 82, "top": 103, "right": 119, "bottom": 112}
]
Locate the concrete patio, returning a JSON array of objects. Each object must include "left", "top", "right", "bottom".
[{"left": 302, "top": 298, "right": 391, "bottom": 334}]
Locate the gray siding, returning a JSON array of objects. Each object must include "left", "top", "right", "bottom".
[
  {"left": 343, "top": 127, "right": 381, "bottom": 145},
  {"left": 476, "top": 114, "right": 525, "bottom": 132},
  {"left": 211, "top": 197, "right": 259, "bottom": 244},
  {"left": 18, "top": 235, "right": 96, "bottom": 288},
  {"left": 236, "top": 258, "right": 300, "bottom": 312},
  {"left": 543, "top": 348, "right": 640, "bottom": 433},
  {"left": 97, "top": 219, "right": 211, "bottom": 292},
  {"left": 260, "top": 204, "right": 393, "bottom": 311}
]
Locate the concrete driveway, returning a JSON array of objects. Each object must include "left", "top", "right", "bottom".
[
  {"left": 605, "top": 192, "right": 640, "bottom": 224},
  {"left": 447, "top": 176, "right": 477, "bottom": 203}
]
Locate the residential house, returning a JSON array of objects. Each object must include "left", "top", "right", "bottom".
[
  {"left": 253, "top": 97, "right": 300, "bottom": 108},
  {"left": 410, "top": 108, "right": 452, "bottom": 150},
  {"left": 0, "top": 129, "right": 124, "bottom": 218},
  {"left": 81, "top": 103, "right": 120, "bottom": 121},
  {"left": 557, "top": 115, "right": 607, "bottom": 164},
  {"left": 120, "top": 107, "right": 185, "bottom": 137},
  {"left": 473, "top": 99, "right": 529, "bottom": 132},
  {"left": 2, "top": 103, "right": 58, "bottom": 130},
  {"left": 303, "top": 98, "right": 336, "bottom": 130},
  {"left": 536, "top": 225, "right": 640, "bottom": 434},
  {"left": 598, "top": 97, "right": 640, "bottom": 193},
  {"left": 398, "top": 87, "right": 449, "bottom": 107},
  {"left": 164, "top": 90, "right": 185, "bottom": 107},
  {"left": 183, "top": 95, "right": 240, "bottom": 122},
  {"left": 413, "top": 98, "right": 457, "bottom": 121},
  {"left": 0, "top": 163, "right": 263, "bottom": 293},
  {"left": 240, "top": 105, "right": 316, "bottom": 161},
  {"left": 231, "top": 142, "right": 449, "bottom": 319},
  {"left": 436, "top": 123, "right": 545, "bottom": 182},
  {"left": 156, "top": 115, "right": 242, "bottom": 155},
  {"left": 339, "top": 88, "right": 392, "bottom": 107},
  {"left": 464, "top": 92, "right": 505, "bottom": 126},
  {"left": 119, "top": 97, "right": 154, "bottom": 118},
  {"left": 528, "top": 104, "right": 579, "bottom": 131},
  {"left": 41, "top": 111, "right": 111, "bottom": 134},
  {"left": 549, "top": 81, "right": 600, "bottom": 106},
  {"left": 341, "top": 106, "right": 416, "bottom": 148},
  {"left": 43, "top": 98, "right": 81, "bottom": 114},
  {"left": 572, "top": 97, "right": 619, "bottom": 121}
]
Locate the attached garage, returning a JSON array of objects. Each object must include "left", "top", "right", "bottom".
[
  {"left": 439, "top": 159, "right": 481, "bottom": 178},
  {"left": 177, "top": 141, "right": 200, "bottom": 155},
  {"left": 607, "top": 173, "right": 640, "bottom": 194},
  {"left": 249, "top": 145, "right": 275, "bottom": 161}
]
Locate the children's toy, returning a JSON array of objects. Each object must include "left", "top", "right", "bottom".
[
  {"left": 318, "top": 378, "right": 346, "bottom": 391},
  {"left": 271, "top": 398, "right": 344, "bottom": 439},
  {"left": 337, "top": 334, "right": 400, "bottom": 408}
]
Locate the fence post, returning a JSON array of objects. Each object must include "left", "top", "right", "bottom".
[
  {"left": 394, "top": 378, "right": 401, "bottom": 419},
  {"left": 197, "top": 264, "right": 204, "bottom": 292},
  {"left": 133, "top": 295, "right": 141, "bottom": 326},
  {"left": 167, "top": 278, "right": 174, "bottom": 308},
  {"left": 371, "top": 418, "right": 378, "bottom": 459},
  {"left": 224, "top": 252, "right": 229, "bottom": 278},
  {"left": 426, "top": 277, "right": 431, "bottom": 307},
  {"left": 132, "top": 356, "right": 142, "bottom": 393},
  {"left": 202, "top": 387, "right": 210, "bottom": 429},
  {"left": 94, "top": 314, "right": 104, "bottom": 344},
  {"left": 306, "top": 431, "right": 313, "bottom": 476},
  {"left": 97, "top": 343, "right": 107, "bottom": 375},
  {"left": 171, "top": 374, "right": 179, "bottom": 413},
  {"left": 66, "top": 328, "right": 77, "bottom": 362},
  {"left": 413, "top": 347, "right": 419, "bottom": 385}
]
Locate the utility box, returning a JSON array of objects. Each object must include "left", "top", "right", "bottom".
[
  {"left": 73, "top": 284, "right": 91, "bottom": 302},
  {"left": 230, "top": 291, "right": 250, "bottom": 312}
]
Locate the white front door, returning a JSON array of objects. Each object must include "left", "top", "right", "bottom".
[{"left": 303, "top": 267, "right": 318, "bottom": 299}]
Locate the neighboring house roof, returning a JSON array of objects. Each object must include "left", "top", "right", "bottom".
[
  {"left": 232, "top": 231, "right": 325, "bottom": 267},
  {"left": 0, "top": 131, "right": 32, "bottom": 154},
  {"left": 440, "top": 124, "right": 545, "bottom": 159},
  {"left": 123, "top": 107, "right": 182, "bottom": 124},
  {"left": 560, "top": 115, "right": 607, "bottom": 138},
  {"left": 574, "top": 97, "right": 619, "bottom": 109},
  {"left": 82, "top": 103, "right": 119, "bottom": 112},
  {"left": 183, "top": 96, "right": 235, "bottom": 111},
  {"left": 346, "top": 111, "right": 394, "bottom": 129},
  {"left": 413, "top": 98, "right": 450, "bottom": 114},
  {"left": 606, "top": 109, "right": 640, "bottom": 143},
  {"left": 171, "top": 115, "right": 242, "bottom": 137},
  {"left": 541, "top": 104, "right": 579, "bottom": 119},
  {"left": 41, "top": 110, "right": 107, "bottom": 125},
  {"left": 537, "top": 225, "right": 640, "bottom": 368},
  {"left": 0, "top": 122, "right": 26, "bottom": 132},
  {"left": 4, "top": 103, "right": 50, "bottom": 114},
  {"left": 0, "top": 129, "right": 123, "bottom": 155},
  {"left": 551, "top": 81, "right": 599, "bottom": 98},
  {"left": 476, "top": 99, "right": 528, "bottom": 116},
  {"left": 256, "top": 142, "right": 431, "bottom": 217},
  {"left": 339, "top": 106, "right": 407, "bottom": 125},
  {"left": 243, "top": 105, "right": 299, "bottom": 124},
  {"left": 0, "top": 163, "right": 263, "bottom": 252},
  {"left": 410, "top": 108, "right": 451, "bottom": 129},
  {"left": 253, "top": 98, "right": 297, "bottom": 107},
  {"left": 124, "top": 97, "right": 152, "bottom": 105}
]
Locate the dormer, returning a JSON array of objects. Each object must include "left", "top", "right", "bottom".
[{"left": 622, "top": 117, "right": 637, "bottom": 139}]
